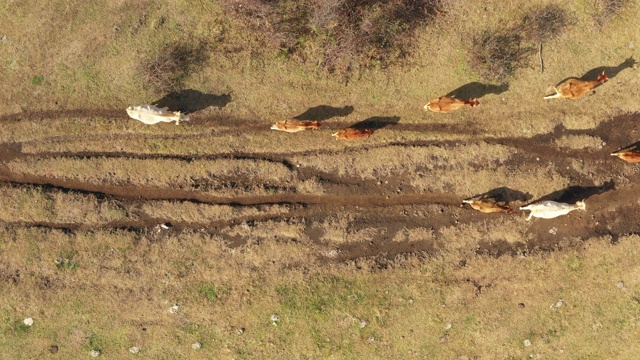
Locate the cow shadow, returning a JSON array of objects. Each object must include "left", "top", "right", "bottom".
[
  {"left": 469, "top": 187, "right": 533, "bottom": 204},
  {"left": 445, "top": 82, "right": 509, "bottom": 100},
  {"left": 153, "top": 89, "right": 232, "bottom": 114},
  {"left": 556, "top": 57, "right": 636, "bottom": 85},
  {"left": 348, "top": 116, "right": 400, "bottom": 131},
  {"left": 612, "top": 140, "right": 640, "bottom": 153},
  {"left": 535, "top": 181, "right": 615, "bottom": 204},
  {"left": 293, "top": 105, "right": 354, "bottom": 121}
]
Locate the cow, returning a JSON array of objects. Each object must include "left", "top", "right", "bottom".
[{"left": 126, "top": 105, "right": 190, "bottom": 125}]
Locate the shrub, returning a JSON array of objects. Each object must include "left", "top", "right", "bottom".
[
  {"left": 593, "top": 0, "right": 627, "bottom": 26},
  {"left": 519, "top": 3, "right": 570, "bottom": 42},
  {"left": 140, "top": 41, "right": 209, "bottom": 93},
  {"left": 468, "top": 4, "right": 570, "bottom": 83},
  {"left": 468, "top": 30, "right": 534, "bottom": 84},
  {"left": 226, "top": 0, "right": 443, "bottom": 74}
]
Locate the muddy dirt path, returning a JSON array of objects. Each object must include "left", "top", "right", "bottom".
[{"left": 1, "top": 110, "right": 639, "bottom": 265}]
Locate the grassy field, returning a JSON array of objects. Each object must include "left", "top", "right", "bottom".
[{"left": 1, "top": 0, "right": 640, "bottom": 358}]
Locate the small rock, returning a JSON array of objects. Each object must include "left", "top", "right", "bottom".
[
  {"left": 191, "top": 342, "right": 201, "bottom": 350},
  {"left": 113, "top": 25, "right": 120, "bottom": 32},
  {"left": 129, "top": 346, "right": 140, "bottom": 354},
  {"left": 169, "top": 304, "right": 179, "bottom": 314},
  {"left": 23, "top": 317, "right": 34, "bottom": 326},
  {"left": 270, "top": 314, "right": 280, "bottom": 325},
  {"left": 524, "top": 339, "right": 532, "bottom": 347},
  {"left": 617, "top": 281, "right": 625, "bottom": 289},
  {"left": 444, "top": 322, "right": 452, "bottom": 330},
  {"left": 548, "top": 227, "right": 557, "bottom": 235},
  {"left": 159, "top": 223, "right": 170, "bottom": 230},
  {"left": 0, "top": 35, "right": 6, "bottom": 44},
  {"left": 367, "top": 336, "right": 375, "bottom": 343},
  {"left": 555, "top": 299, "right": 564, "bottom": 308},
  {"left": 49, "top": 345, "right": 59, "bottom": 353},
  {"left": 237, "top": 327, "right": 245, "bottom": 334},
  {"left": 90, "top": 349, "right": 100, "bottom": 357},
  {"left": 518, "top": 303, "right": 525, "bottom": 308},
  {"left": 359, "top": 320, "right": 367, "bottom": 329}
]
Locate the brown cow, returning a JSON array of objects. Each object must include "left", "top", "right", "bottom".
[
  {"left": 424, "top": 97, "right": 479, "bottom": 113},
  {"left": 462, "top": 198, "right": 512, "bottom": 213},
  {"left": 332, "top": 128, "right": 374, "bottom": 140},
  {"left": 271, "top": 120, "right": 320, "bottom": 133},
  {"left": 611, "top": 144, "right": 640, "bottom": 163},
  {"left": 544, "top": 71, "right": 608, "bottom": 100}
]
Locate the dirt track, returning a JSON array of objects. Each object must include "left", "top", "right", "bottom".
[{"left": 1, "top": 110, "right": 639, "bottom": 266}]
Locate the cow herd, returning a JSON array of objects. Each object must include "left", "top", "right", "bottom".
[{"left": 125, "top": 69, "right": 639, "bottom": 221}]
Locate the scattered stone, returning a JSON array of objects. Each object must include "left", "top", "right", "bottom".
[
  {"left": 617, "top": 281, "right": 625, "bottom": 289},
  {"left": 548, "top": 227, "right": 557, "bottom": 235},
  {"left": 555, "top": 299, "right": 564, "bottom": 308},
  {"left": 444, "top": 322, "right": 452, "bottom": 330},
  {"left": 323, "top": 249, "right": 339, "bottom": 258},
  {"left": 359, "top": 320, "right": 367, "bottom": 329},
  {"left": 191, "top": 342, "right": 201, "bottom": 350},
  {"left": 169, "top": 303, "right": 179, "bottom": 314},
  {"left": 129, "top": 346, "right": 140, "bottom": 354},
  {"left": 524, "top": 339, "right": 532, "bottom": 347},
  {"left": 49, "top": 345, "right": 59, "bottom": 353},
  {"left": 90, "top": 349, "right": 100, "bottom": 357},
  {"left": 23, "top": 317, "right": 34, "bottom": 326},
  {"left": 270, "top": 314, "right": 280, "bottom": 326},
  {"left": 367, "top": 336, "right": 375, "bottom": 343}
]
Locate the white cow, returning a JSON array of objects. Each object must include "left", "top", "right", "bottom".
[
  {"left": 519, "top": 200, "right": 586, "bottom": 221},
  {"left": 126, "top": 105, "right": 190, "bottom": 125}
]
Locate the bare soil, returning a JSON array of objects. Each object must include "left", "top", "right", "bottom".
[{"left": 1, "top": 110, "right": 639, "bottom": 267}]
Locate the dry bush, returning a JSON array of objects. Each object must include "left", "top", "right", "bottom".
[
  {"left": 519, "top": 3, "right": 570, "bottom": 42},
  {"left": 140, "top": 41, "right": 209, "bottom": 93},
  {"left": 468, "top": 30, "right": 533, "bottom": 84},
  {"left": 594, "top": 0, "right": 628, "bottom": 25},
  {"left": 226, "top": 0, "right": 443, "bottom": 74},
  {"left": 469, "top": 4, "right": 570, "bottom": 83}
]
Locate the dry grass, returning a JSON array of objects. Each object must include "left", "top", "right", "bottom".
[
  {"left": 555, "top": 134, "right": 605, "bottom": 150},
  {"left": 3, "top": 225, "right": 640, "bottom": 358},
  {"left": 0, "top": 185, "right": 127, "bottom": 225},
  {"left": 6, "top": 157, "right": 296, "bottom": 197},
  {"left": 1, "top": 0, "right": 640, "bottom": 358},
  {"left": 140, "top": 201, "right": 294, "bottom": 224}
]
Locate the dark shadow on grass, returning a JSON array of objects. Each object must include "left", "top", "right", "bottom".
[
  {"left": 153, "top": 89, "right": 232, "bottom": 114},
  {"left": 556, "top": 57, "right": 636, "bottom": 85},
  {"left": 293, "top": 105, "right": 354, "bottom": 121},
  {"left": 445, "top": 82, "right": 509, "bottom": 100},
  {"left": 348, "top": 116, "right": 400, "bottom": 131},
  {"left": 535, "top": 181, "right": 615, "bottom": 204},
  {"left": 470, "top": 187, "right": 533, "bottom": 203}
]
